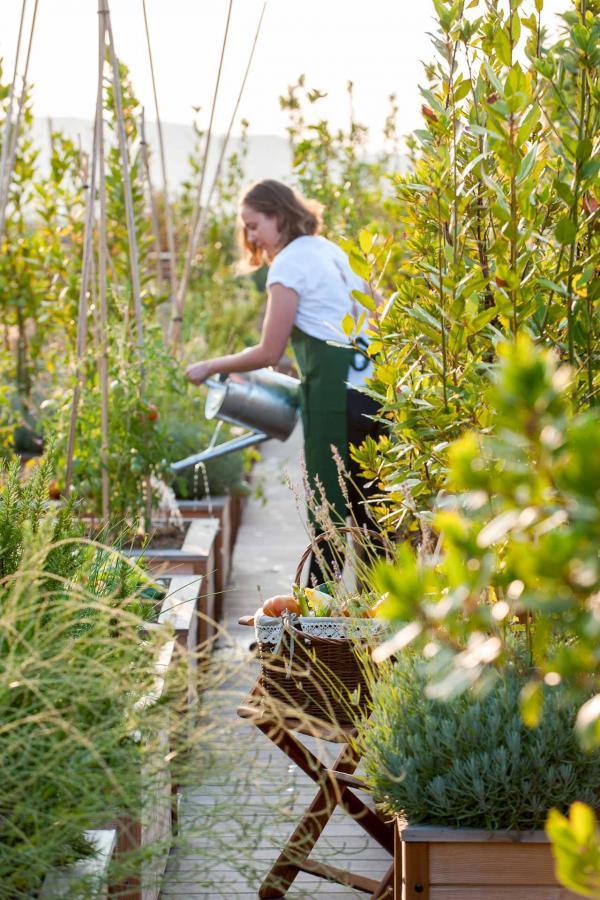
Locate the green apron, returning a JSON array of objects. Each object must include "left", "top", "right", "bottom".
[{"left": 291, "top": 326, "right": 353, "bottom": 524}]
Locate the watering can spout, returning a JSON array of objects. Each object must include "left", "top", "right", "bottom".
[{"left": 170, "top": 430, "right": 269, "bottom": 473}]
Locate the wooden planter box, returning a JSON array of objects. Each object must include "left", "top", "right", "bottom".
[
  {"left": 41, "top": 829, "right": 117, "bottom": 899},
  {"left": 175, "top": 497, "right": 232, "bottom": 618},
  {"left": 157, "top": 574, "right": 202, "bottom": 709},
  {"left": 111, "top": 638, "right": 176, "bottom": 900},
  {"left": 396, "top": 822, "right": 579, "bottom": 899},
  {"left": 126, "top": 518, "right": 220, "bottom": 646},
  {"left": 230, "top": 487, "right": 249, "bottom": 553}
]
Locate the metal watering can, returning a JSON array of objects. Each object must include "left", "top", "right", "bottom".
[{"left": 170, "top": 368, "right": 301, "bottom": 473}]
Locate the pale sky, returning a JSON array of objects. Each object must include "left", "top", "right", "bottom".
[{"left": 1, "top": 0, "right": 567, "bottom": 144}]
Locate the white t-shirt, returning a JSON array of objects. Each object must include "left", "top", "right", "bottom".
[{"left": 266, "top": 235, "right": 374, "bottom": 388}]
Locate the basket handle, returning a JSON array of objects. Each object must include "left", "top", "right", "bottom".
[{"left": 294, "top": 525, "right": 389, "bottom": 585}]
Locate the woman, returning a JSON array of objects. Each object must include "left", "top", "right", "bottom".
[{"left": 186, "top": 179, "right": 382, "bottom": 583}]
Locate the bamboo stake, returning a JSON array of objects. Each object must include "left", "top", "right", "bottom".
[
  {"left": 140, "top": 107, "right": 164, "bottom": 292},
  {"left": 0, "top": 0, "right": 27, "bottom": 222},
  {"left": 100, "top": 0, "right": 145, "bottom": 361},
  {"left": 190, "top": 2, "right": 266, "bottom": 258},
  {"left": 96, "top": 13, "right": 110, "bottom": 521},
  {"left": 170, "top": 0, "right": 234, "bottom": 351},
  {"left": 141, "top": 0, "right": 178, "bottom": 313},
  {"left": 64, "top": 76, "right": 102, "bottom": 497},
  {"left": 0, "top": 0, "right": 39, "bottom": 247}
]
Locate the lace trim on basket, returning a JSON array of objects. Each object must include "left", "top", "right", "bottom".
[{"left": 254, "top": 612, "right": 387, "bottom": 648}]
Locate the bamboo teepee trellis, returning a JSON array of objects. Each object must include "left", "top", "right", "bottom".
[
  {"left": 64, "top": 23, "right": 102, "bottom": 497},
  {"left": 142, "top": 0, "right": 178, "bottom": 311},
  {"left": 0, "top": 0, "right": 39, "bottom": 248},
  {"left": 100, "top": 0, "right": 145, "bottom": 358},
  {"left": 169, "top": 0, "right": 234, "bottom": 351},
  {"left": 190, "top": 3, "right": 266, "bottom": 266},
  {"left": 65, "top": 0, "right": 149, "bottom": 504},
  {"left": 169, "top": 0, "right": 267, "bottom": 353}
]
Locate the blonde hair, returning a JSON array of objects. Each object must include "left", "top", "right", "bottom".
[{"left": 238, "top": 179, "right": 323, "bottom": 270}]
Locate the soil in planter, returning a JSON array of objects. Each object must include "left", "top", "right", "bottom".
[{"left": 130, "top": 521, "right": 190, "bottom": 551}]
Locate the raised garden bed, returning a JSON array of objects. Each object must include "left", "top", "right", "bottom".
[
  {"left": 395, "top": 823, "right": 579, "bottom": 900},
  {"left": 157, "top": 574, "right": 201, "bottom": 708},
  {"left": 125, "top": 518, "right": 220, "bottom": 646},
  {"left": 110, "top": 637, "right": 176, "bottom": 900},
  {"left": 175, "top": 497, "right": 232, "bottom": 617}
]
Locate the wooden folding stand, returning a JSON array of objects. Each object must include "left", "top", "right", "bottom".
[{"left": 237, "top": 678, "right": 394, "bottom": 899}]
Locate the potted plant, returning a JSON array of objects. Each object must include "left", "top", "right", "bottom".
[
  {"left": 362, "top": 656, "right": 599, "bottom": 899},
  {"left": 365, "top": 339, "right": 600, "bottom": 897}
]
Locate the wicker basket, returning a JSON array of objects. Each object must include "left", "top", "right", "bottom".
[{"left": 256, "top": 528, "right": 387, "bottom": 729}]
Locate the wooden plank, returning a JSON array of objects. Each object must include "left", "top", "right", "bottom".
[
  {"left": 176, "top": 498, "right": 232, "bottom": 609},
  {"left": 403, "top": 841, "right": 429, "bottom": 900},
  {"left": 429, "top": 842, "right": 557, "bottom": 885},
  {"left": 401, "top": 825, "right": 548, "bottom": 843},
  {"left": 159, "top": 575, "right": 200, "bottom": 709},
  {"left": 429, "top": 889, "right": 578, "bottom": 900},
  {"left": 297, "top": 857, "right": 380, "bottom": 891}
]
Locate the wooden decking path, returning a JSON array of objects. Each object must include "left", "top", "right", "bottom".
[{"left": 161, "top": 426, "right": 391, "bottom": 898}]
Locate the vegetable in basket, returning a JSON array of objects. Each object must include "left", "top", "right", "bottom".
[{"left": 258, "top": 583, "right": 385, "bottom": 619}]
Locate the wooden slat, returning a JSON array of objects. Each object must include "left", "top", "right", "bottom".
[
  {"left": 401, "top": 824, "right": 548, "bottom": 843},
  {"left": 403, "top": 841, "right": 429, "bottom": 900},
  {"left": 297, "top": 856, "right": 380, "bottom": 891},
  {"left": 429, "top": 889, "right": 579, "bottom": 899},
  {"left": 429, "top": 842, "right": 557, "bottom": 885}
]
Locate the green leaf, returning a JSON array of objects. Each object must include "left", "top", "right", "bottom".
[
  {"left": 403, "top": 182, "right": 433, "bottom": 193},
  {"left": 494, "top": 28, "right": 512, "bottom": 67},
  {"left": 581, "top": 157, "right": 600, "bottom": 181},
  {"left": 555, "top": 217, "right": 577, "bottom": 245},
  {"left": 352, "top": 289, "right": 377, "bottom": 312},
  {"left": 511, "top": 13, "right": 521, "bottom": 44},
  {"left": 537, "top": 277, "right": 567, "bottom": 296},
  {"left": 348, "top": 251, "right": 370, "bottom": 281},
  {"left": 469, "top": 307, "right": 498, "bottom": 333},
  {"left": 516, "top": 104, "right": 540, "bottom": 147},
  {"left": 569, "top": 802, "right": 598, "bottom": 845},
  {"left": 576, "top": 138, "right": 593, "bottom": 165},
  {"left": 453, "top": 79, "right": 471, "bottom": 103},
  {"left": 342, "top": 313, "right": 355, "bottom": 337},
  {"left": 555, "top": 181, "right": 574, "bottom": 207},
  {"left": 520, "top": 680, "right": 543, "bottom": 728},
  {"left": 517, "top": 145, "right": 537, "bottom": 182},
  {"left": 358, "top": 229, "right": 375, "bottom": 255}
]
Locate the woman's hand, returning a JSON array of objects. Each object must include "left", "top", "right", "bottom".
[{"left": 185, "top": 360, "right": 215, "bottom": 385}]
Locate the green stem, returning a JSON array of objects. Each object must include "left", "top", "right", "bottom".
[
  {"left": 508, "top": 7, "right": 518, "bottom": 337},
  {"left": 565, "top": 0, "right": 588, "bottom": 366},
  {"left": 436, "top": 191, "right": 449, "bottom": 412}
]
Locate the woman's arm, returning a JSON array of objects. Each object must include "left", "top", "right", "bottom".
[{"left": 186, "top": 283, "right": 299, "bottom": 385}]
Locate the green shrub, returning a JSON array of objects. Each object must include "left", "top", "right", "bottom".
[
  {"left": 0, "top": 455, "right": 178, "bottom": 894},
  {"left": 362, "top": 655, "right": 600, "bottom": 831}
]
